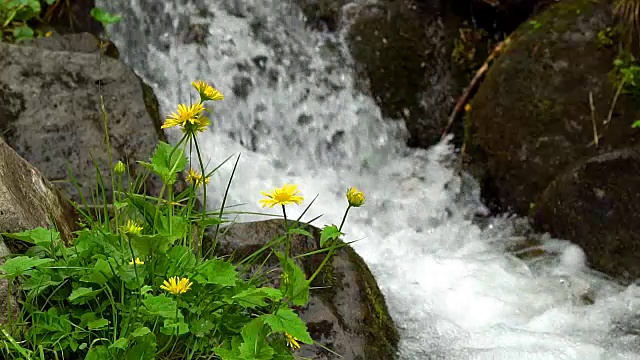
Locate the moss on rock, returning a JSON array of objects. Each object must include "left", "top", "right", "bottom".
[{"left": 468, "top": 0, "right": 640, "bottom": 215}]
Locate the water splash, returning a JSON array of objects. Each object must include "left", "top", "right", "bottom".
[{"left": 97, "top": 0, "right": 640, "bottom": 358}]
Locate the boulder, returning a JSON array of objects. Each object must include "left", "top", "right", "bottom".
[
  {"left": 0, "top": 137, "right": 78, "bottom": 324},
  {"left": 0, "top": 33, "right": 171, "bottom": 204},
  {"left": 213, "top": 219, "right": 399, "bottom": 360},
  {"left": 533, "top": 148, "right": 640, "bottom": 282},
  {"left": 347, "top": 0, "right": 462, "bottom": 148},
  {"left": 467, "top": 0, "right": 640, "bottom": 215}
]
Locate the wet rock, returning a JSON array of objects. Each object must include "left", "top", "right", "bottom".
[
  {"left": 212, "top": 219, "right": 399, "bottom": 360},
  {"left": 467, "top": 0, "right": 640, "bottom": 215},
  {"left": 0, "top": 35, "right": 175, "bottom": 204},
  {"left": 347, "top": 0, "right": 461, "bottom": 148},
  {"left": 533, "top": 148, "right": 640, "bottom": 282}
]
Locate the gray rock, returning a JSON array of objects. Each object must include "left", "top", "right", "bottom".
[
  {"left": 212, "top": 219, "right": 399, "bottom": 360},
  {"left": 0, "top": 137, "right": 78, "bottom": 324},
  {"left": 533, "top": 148, "right": 640, "bottom": 283},
  {"left": 0, "top": 34, "right": 168, "bottom": 204}
]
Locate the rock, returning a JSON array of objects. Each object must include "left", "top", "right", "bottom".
[
  {"left": 0, "top": 35, "right": 173, "bottom": 204},
  {"left": 0, "top": 137, "right": 79, "bottom": 324},
  {"left": 467, "top": 0, "right": 640, "bottom": 215},
  {"left": 212, "top": 219, "right": 399, "bottom": 360},
  {"left": 347, "top": 0, "right": 462, "bottom": 148},
  {"left": 0, "top": 137, "right": 76, "bottom": 244},
  {"left": 533, "top": 148, "right": 640, "bottom": 282},
  {"left": 22, "top": 32, "right": 120, "bottom": 60}
]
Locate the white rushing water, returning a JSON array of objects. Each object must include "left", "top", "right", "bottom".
[{"left": 97, "top": 0, "right": 640, "bottom": 358}]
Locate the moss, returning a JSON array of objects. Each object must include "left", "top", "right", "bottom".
[
  {"left": 467, "top": 0, "right": 638, "bottom": 214},
  {"left": 345, "top": 246, "right": 399, "bottom": 359}
]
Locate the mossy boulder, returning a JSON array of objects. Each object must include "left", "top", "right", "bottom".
[
  {"left": 347, "top": 0, "right": 463, "bottom": 148},
  {"left": 467, "top": 0, "right": 640, "bottom": 281},
  {"left": 212, "top": 219, "right": 399, "bottom": 360},
  {"left": 533, "top": 148, "right": 640, "bottom": 282},
  {"left": 467, "top": 0, "right": 640, "bottom": 215}
]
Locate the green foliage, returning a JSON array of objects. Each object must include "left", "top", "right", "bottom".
[
  {"left": 0, "top": 79, "right": 365, "bottom": 359},
  {"left": 0, "top": 1, "right": 121, "bottom": 43},
  {"left": 612, "top": 53, "right": 640, "bottom": 128}
]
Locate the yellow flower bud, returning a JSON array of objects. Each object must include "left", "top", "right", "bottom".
[
  {"left": 346, "top": 187, "right": 365, "bottom": 207},
  {"left": 114, "top": 160, "right": 126, "bottom": 175}
]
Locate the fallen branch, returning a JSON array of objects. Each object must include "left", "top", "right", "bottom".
[{"left": 441, "top": 37, "right": 511, "bottom": 140}]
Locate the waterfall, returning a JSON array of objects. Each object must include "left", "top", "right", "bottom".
[{"left": 96, "top": 0, "right": 640, "bottom": 358}]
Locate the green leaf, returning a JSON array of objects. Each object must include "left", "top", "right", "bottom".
[
  {"left": 239, "top": 319, "right": 274, "bottom": 360},
  {"left": 276, "top": 252, "right": 309, "bottom": 306},
  {"left": 3, "top": 227, "right": 60, "bottom": 247},
  {"left": 632, "top": 120, "right": 640, "bottom": 128},
  {"left": 160, "top": 318, "right": 189, "bottom": 336},
  {"left": 131, "top": 326, "right": 151, "bottom": 338},
  {"left": 0, "top": 256, "right": 53, "bottom": 278},
  {"left": 130, "top": 234, "right": 174, "bottom": 257},
  {"left": 287, "top": 227, "right": 313, "bottom": 238},
  {"left": 320, "top": 225, "right": 342, "bottom": 248},
  {"left": 80, "top": 258, "right": 113, "bottom": 286},
  {"left": 13, "top": 25, "right": 34, "bottom": 41},
  {"left": 90, "top": 8, "right": 122, "bottom": 25},
  {"left": 9, "top": 0, "right": 40, "bottom": 21},
  {"left": 68, "top": 287, "right": 102, "bottom": 304},
  {"left": 231, "top": 287, "right": 283, "bottom": 308},
  {"left": 190, "top": 318, "right": 215, "bottom": 337},
  {"left": 260, "top": 309, "right": 313, "bottom": 344},
  {"left": 194, "top": 259, "right": 238, "bottom": 287},
  {"left": 142, "top": 294, "right": 177, "bottom": 318},
  {"left": 156, "top": 215, "right": 189, "bottom": 243},
  {"left": 87, "top": 318, "right": 109, "bottom": 330},
  {"left": 164, "top": 245, "right": 196, "bottom": 278},
  {"left": 109, "top": 338, "right": 129, "bottom": 350},
  {"left": 85, "top": 345, "right": 109, "bottom": 360},
  {"left": 21, "top": 273, "right": 62, "bottom": 296},
  {"left": 140, "top": 142, "right": 187, "bottom": 184}
]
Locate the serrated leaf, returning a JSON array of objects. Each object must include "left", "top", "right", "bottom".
[
  {"left": 109, "top": 338, "right": 129, "bottom": 350},
  {"left": 90, "top": 8, "right": 122, "bottom": 24},
  {"left": 143, "top": 142, "right": 187, "bottom": 184},
  {"left": 142, "top": 295, "right": 177, "bottom": 318},
  {"left": 3, "top": 227, "right": 60, "bottom": 247},
  {"left": 194, "top": 259, "right": 238, "bottom": 287},
  {"left": 239, "top": 319, "right": 274, "bottom": 360},
  {"left": 80, "top": 258, "right": 113, "bottom": 286},
  {"left": 68, "top": 287, "right": 102, "bottom": 304},
  {"left": 87, "top": 318, "right": 109, "bottom": 330},
  {"left": 85, "top": 345, "right": 109, "bottom": 360},
  {"left": 0, "top": 256, "right": 53, "bottom": 278},
  {"left": 13, "top": 25, "right": 34, "bottom": 41},
  {"left": 156, "top": 215, "right": 188, "bottom": 242},
  {"left": 131, "top": 326, "right": 151, "bottom": 338},
  {"left": 320, "top": 224, "right": 342, "bottom": 248},
  {"left": 190, "top": 318, "right": 215, "bottom": 337},
  {"left": 160, "top": 318, "right": 189, "bottom": 336},
  {"left": 130, "top": 234, "right": 174, "bottom": 257},
  {"left": 276, "top": 252, "right": 309, "bottom": 306},
  {"left": 260, "top": 309, "right": 313, "bottom": 344}
]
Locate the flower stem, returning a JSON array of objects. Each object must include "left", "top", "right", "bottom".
[{"left": 309, "top": 206, "right": 351, "bottom": 283}]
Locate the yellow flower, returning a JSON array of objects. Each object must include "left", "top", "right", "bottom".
[
  {"left": 346, "top": 187, "right": 365, "bottom": 207},
  {"left": 44, "top": 31, "right": 53, "bottom": 37},
  {"left": 259, "top": 184, "right": 304, "bottom": 208},
  {"left": 161, "top": 103, "right": 206, "bottom": 129},
  {"left": 186, "top": 168, "right": 210, "bottom": 188},
  {"left": 123, "top": 220, "right": 143, "bottom": 236},
  {"left": 181, "top": 115, "right": 210, "bottom": 135},
  {"left": 192, "top": 80, "right": 224, "bottom": 101},
  {"left": 129, "top": 257, "right": 144, "bottom": 265},
  {"left": 464, "top": 103, "right": 472, "bottom": 112},
  {"left": 160, "top": 276, "right": 193, "bottom": 295},
  {"left": 284, "top": 333, "right": 301, "bottom": 350}
]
